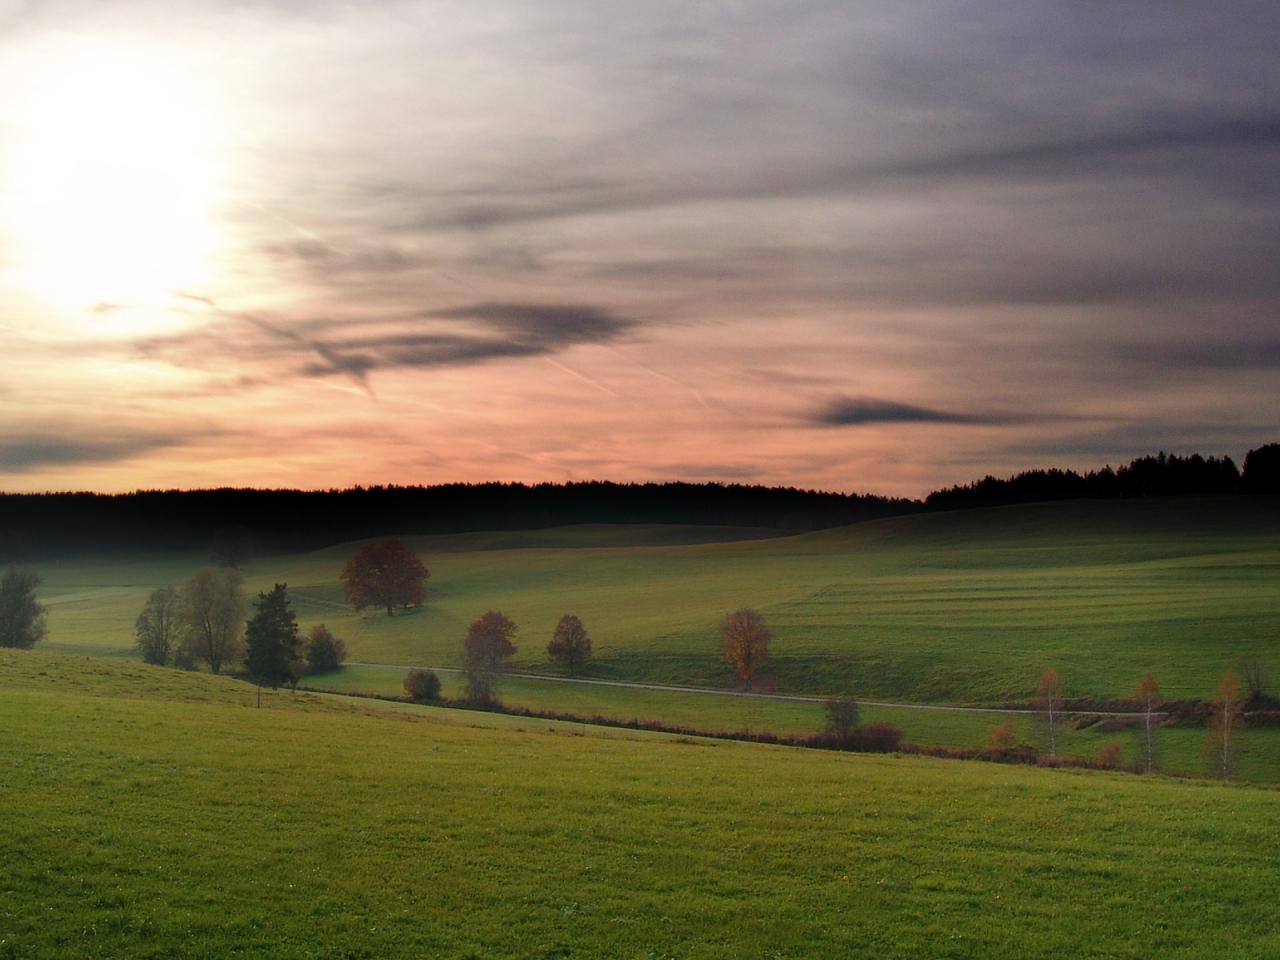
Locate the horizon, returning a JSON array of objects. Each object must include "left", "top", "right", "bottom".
[{"left": 1, "top": 3, "right": 1278, "bottom": 496}]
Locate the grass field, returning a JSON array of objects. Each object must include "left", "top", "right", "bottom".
[
  {"left": 2, "top": 649, "right": 1277, "bottom": 959},
  {"left": 304, "top": 663, "right": 1280, "bottom": 784},
  {"left": 34, "top": 496, "right": 1280, "bottom": 709}
]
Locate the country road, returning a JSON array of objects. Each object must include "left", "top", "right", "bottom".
[{"left": 345, "top": 661, "right": 1162, "bottom": 718}]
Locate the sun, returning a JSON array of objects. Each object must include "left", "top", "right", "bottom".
[{"left": 2, "top": 43, "right": 226, "bottom": 324}]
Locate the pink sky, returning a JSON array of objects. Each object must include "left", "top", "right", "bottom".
[{"left": 1, "top": 2, "right": 1277, "bottom": 496}]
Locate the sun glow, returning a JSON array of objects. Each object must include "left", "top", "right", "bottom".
[{"left": 3, "top": 44, "right": 226, "bottom": 324}]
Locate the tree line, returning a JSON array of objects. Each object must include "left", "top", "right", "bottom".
[{"left": 3, "top": 443, "right": 1276, "bottom": 560}]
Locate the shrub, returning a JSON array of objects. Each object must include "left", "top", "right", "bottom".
[
  {"left": 986, "top": 720, "right": 1018, "bottom": 753},
  {"left": 305, "top": 624, "right": 347, "bottom": 674},
  {"left": 403, "top": 668, "right": 442, "bottom": 702},
  {"left": 1095, "top": 742, "right": 1125, "bottom": 770},
  {"left": 852, "top": 721, "right": 903, "bottom": 753}
]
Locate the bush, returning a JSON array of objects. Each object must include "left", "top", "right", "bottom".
[
  {"left": 986, "top": 720, "right": 1018, "bottom": 753},
  {"left": 404, "top": 668, "right": 442, "bottom": 702},
  {"left": 1095, "top": 742, "right": 1125, "bottom": 770},
  {"left": 305, "top": 624, "right": 347, "bottom": 674}
]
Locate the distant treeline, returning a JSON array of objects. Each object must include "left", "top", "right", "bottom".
[
  {"left": 925, "top": 446, "right": 1278, "bottom": 511},
  {"left": 1, "top": 444, "right": 1276, "bottom": 558},
  {"left": 0, "top": 481, "right": 916, "bottom": 557}
]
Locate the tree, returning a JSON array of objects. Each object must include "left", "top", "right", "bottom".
[
  {"left": 720, "top": 608, "right": 770, "bottom": 690},
  {"left": 178, "top": 567, "right": 245, "bottom": 674},
  {"left": 0, "top": 566, "right": 47, "bottom": 649},
  {"left": 1136, "top": 674, "right": 1162, "bottom": 774},
  {"left": 987, "top": 720, "right": 1018, "bottom": 753},
  {"left": 1037, "top": 669, "right": 1064, "bottom": 759},
  {"left": 1241, "top": 443, "right": 1280, "bottom": 494},
  {"left": 340, "top": 539, "right": 430, "bottom": 616},
  {"left": 135, "top": 586, "right": 180, "bottom": 665},
  {"left": 304, "top": 624, "right": 347, "bottom": 674},
  {"left": 547, "top": 614, "right": 592, "bottom": 676},
  {"left": 1208, "top": 670, "right": 1245, "bottom": 781},
  {"left": 244, "top": 583, "right": 303, "bottom": 692},
  {"left": 462, "top": 610, "right": 517, "bottom": 704},
  {"left": 824, "top": 697, "right": 860, "bottom": 743},
  {"left": 404, "top": 668, "right": 442, "bottom": 702}
]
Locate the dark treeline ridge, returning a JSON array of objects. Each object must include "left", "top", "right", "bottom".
[
  {"left": 0, "top": 481, "right": 915, "bottom": 558},
  {"left": 1, "top": 444, "right": 1276, "bottom": 558},
  {"left": 925, "top": 445, "right": 1279, "bottom": 511}
]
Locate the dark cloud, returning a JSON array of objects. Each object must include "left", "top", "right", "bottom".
[
  {"left": 813, "top": 397, "right": 1017, "bottom": 428},
  {"left": 0, "top": 433, "right": 186, "bottom": 471},
  {"left": 130, "top": 297, "right": 636, "bottom": 392}
]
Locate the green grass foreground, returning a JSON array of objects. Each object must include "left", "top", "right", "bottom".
[
  {"left": 2, "top": 651, "right": 1277, "bottom": 959},
  {"left": 35, "top": 497, "right": 1280, "bottom": 705}
]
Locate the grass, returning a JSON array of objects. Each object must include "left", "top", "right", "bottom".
[
  {"left": 305, "top": 662, "right": 1280, "bottom": 784},
  {"left": 2, "top": 649, "right": 1277, "bottom": 959},
  {"left": 34, "top": 497, "right": 1280, "bottom": 705}
]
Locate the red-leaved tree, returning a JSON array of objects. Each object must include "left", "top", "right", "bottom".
[
  {"left": 720, "top": 608, "right": 770, "bottom": 690},
  {"left": 340, "top": 539, "right": 430, "bottom": 616}
]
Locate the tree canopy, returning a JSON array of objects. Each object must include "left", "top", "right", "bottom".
[
  {"left": 135, "top": 585, "right": 180, "bottom": 665},
  {"left": 462, "top": 610, "right": 517, "bottom": 703},
  {"left": 178, "top": 567, "right": 245, "bottom": 674},
  {"left": 340, "top": 539, "right": 430, "bottom": 616},
  {"left": 244, "top": 583, "right": 303, "bottom": 690},
  {"left": 0, "top": 566, "right": 47, "bottom": 649},
  {"left": 547, "top": 614, "right": 592, "bottom": 676},
  {"left": 720, "top": 608, "right": 770, "bottom": 689}
]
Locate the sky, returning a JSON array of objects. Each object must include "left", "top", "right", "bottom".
[{"left": 0, "top": 0, "right": 1277, "bottom": 496}]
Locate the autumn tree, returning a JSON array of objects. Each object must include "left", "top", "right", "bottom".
[
  {"left": 547, "top": 614, "right": 592, "bottom": 676},
  {"left": 135, "top": 586, "right": 181, "bottom": 665},
  {"left": 0, "top": 566, "right": 47, "bottom": 649},
  {"left": 1037, "top": 669, "right": 1064, "bottom": 759},
  {"left": 340, "top": 539, "right": 430, "bottom": 616},
  {"left": 1208, "top": 670, "right": 1245, "bottom": 781},
  {"left": 244, "top": 584, "right": 303, "bottom": 693},
  {"left": 304, "top": 624, "right": 347, "bottom": 674},
  {"left": 987, "top": 720, "right": 1018, "bottom": 754},
  {"left": 462, "top": 610, "right": 517, "bottom": 704},
  {"left": 1136, "top": 674, "right": 1162, "bottom": 774},
  {"left": 178, "top": 567, "right": 245, "bottom": 674},
  {"left": 720, "top": 608, "right": 770, "bottom": 690}
]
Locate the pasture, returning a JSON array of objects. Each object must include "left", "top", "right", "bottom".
[
  {"left": 33, "top": 496, "right": 1280, "bottom": 706},
  {"left": 2, "top": 649, "right": 1277, "bottom": 960}
]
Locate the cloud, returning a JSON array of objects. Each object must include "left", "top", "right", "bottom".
[
  {"left": 0, "top": 432, "right": 187, "bottom": 471},
  {"left": 130, "top": 297, "right": 637, "bottom": 394},
  {"left": 812, "top": 396, "right": 1016, "bottom": 428}
]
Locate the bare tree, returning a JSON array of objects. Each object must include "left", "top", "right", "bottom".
[
  {"left": 178, "top": 568, "right": 246, "bottom": 674},
  {"left": 720, "top": 608, "right": 770, "bottom": 690},
  {"left": 1136, "top": 674, "right": 1162, "bottom": 774},
  {"left": 1037, "top": 669, "right": 1064, "bottom": 759},
  {"left": 135, "top": 586, "right": 180, "bottom": 665},
  {"left": 1239, "top": 658, "right": 1268, "bottom": 700},
  {"left": 1208, "top": 670, "right": 1245, "bottom": 781}
]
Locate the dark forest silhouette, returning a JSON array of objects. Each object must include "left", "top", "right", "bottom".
[{"left": 1, "top": 444, "right": 1276, "bottom": 558}]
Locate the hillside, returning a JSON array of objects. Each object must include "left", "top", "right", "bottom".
[
  {"left": 36, "top": 496, "right": 1280, "bottom": 704},
  {"left": 1, "top": 650, "right": 1276, "bottom": 959}
]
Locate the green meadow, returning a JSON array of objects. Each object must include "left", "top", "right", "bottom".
[
  {"left": 2, "top": 649, "right": 1277, "bottom": 960},
  {"left": 35, "top": 496, "right": 1280, "bottom": 706}
]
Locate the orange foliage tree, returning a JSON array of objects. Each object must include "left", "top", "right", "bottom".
[
  {"left": 1136, "top": 674, "right": 1162, "bottom": 774},
  {"left": 1037, "top": 669, "right": 1064, "bottom": 758},
  {"left": 340, "top": 539, "right": 430, "bottom": 616},
  {"left": 720, "top": 608, "right": 770, "bottom": 690},
  {"left": 1208, "top": 670, "right": 1245, "bottom": 781}
]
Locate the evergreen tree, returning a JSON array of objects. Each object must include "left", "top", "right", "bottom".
[{"left": 244, "top": 583, "right": 302, "bottom": 690}]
